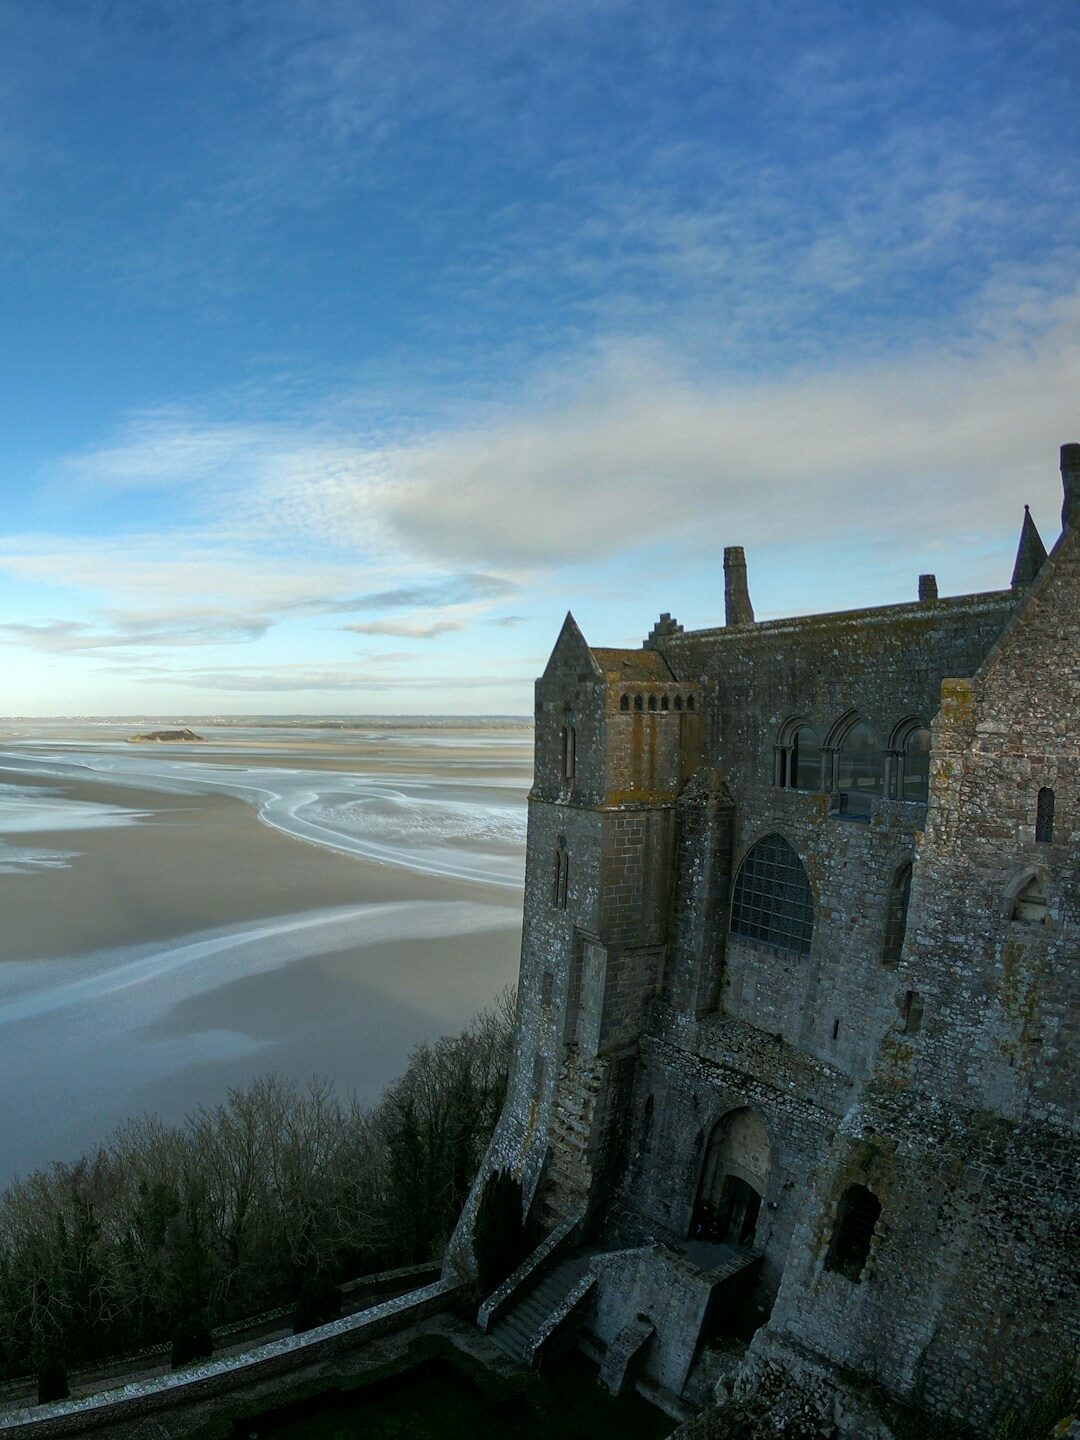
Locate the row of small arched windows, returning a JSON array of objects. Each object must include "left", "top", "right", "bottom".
[
  {"left": 619, "top": 692, "right": 695, "bottom": 713},
  {"left": 775, "top": 714, "right": 931, "bottom": 814}
]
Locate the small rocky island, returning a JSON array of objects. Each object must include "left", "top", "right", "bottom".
[{"left": 128, "top": 728, "right": 205, "bottom": 743}]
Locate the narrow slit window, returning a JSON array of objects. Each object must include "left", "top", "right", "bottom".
[
  {"left": 660, "top": 694, "right": 669, "bottom": 711},
  {"left": 561, "top": 724, "right": 576, "bottom": 780},
  {"left": 1036, "top": 787, "right": 1055, "bottom": 843},
  {"left": 553, "top": 840, "right": 569, "bottom": 909},
  {"left": 634, "top": 695, "right": 644, "bottom": 712},
  {"left": 620, "top": 693, "right": 630, "bottom": 712},
  {"left": 674, "top": 695, "right": 683, "bottom": 711},
  {"left": 641, "top": 1095, "right": 654, "bottom": 1153}
]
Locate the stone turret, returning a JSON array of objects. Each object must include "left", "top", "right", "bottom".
[
  {"left": 1011, "top": 505, "right": 1048, "bottom": 589},
  {"left": 724, "top": 545, "right": 754, "bottom": 626}
]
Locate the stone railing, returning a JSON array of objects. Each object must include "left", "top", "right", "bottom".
[
  {"left": 0, "top": 1279, "right": 457, "bottom": 1437},
  {"left": 524, "top": 1271, "right": 596, "bottom": 1367},
  {"left": 476, "top": 1212, "right": 583, "bottom": 1333},
  {"left": 0, "top": 1261, "right": 439, "bottom": 1416}
]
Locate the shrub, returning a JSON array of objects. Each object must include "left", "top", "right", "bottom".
[{"left": 0, "top": 990, "right": 514, "bottom": 1381}]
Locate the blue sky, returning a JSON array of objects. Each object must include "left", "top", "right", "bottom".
[{"left": 0, "top": 0, "right": 1077, "bottom": 714}]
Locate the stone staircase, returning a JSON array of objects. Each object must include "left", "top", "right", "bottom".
[
  {"left": 488, "top": 1254, "right": 592, "bottom": 1364},
  {"left": 535, "top": 1052, "right": 606, "bottom": 1228}
]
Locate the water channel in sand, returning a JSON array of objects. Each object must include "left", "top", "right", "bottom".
[{"left": 0, "top": 719, "right": 531, "bottom": 1184}]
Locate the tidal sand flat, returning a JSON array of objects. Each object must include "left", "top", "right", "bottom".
[{"left": 0, "top": 721, "right": 530, "bottom": 1184}]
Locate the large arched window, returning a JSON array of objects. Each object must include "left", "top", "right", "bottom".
[
  {"left": 730, "top": 834, "right": 814, "bottom": 956},
  {"left": 835, "top": 720, "right": 883, "bottom": 819}
]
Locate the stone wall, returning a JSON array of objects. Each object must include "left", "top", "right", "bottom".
[{"left": 447, "top": 449, "right": 1077, "bottom": 1434}]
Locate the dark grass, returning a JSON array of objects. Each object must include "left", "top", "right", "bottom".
[{"left": 237, "top": 1350, "right": 671, "bottom": 1440}]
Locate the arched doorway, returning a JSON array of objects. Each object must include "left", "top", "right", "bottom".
[{"left": 690, "top": 1108, "right": 770, "bottom": 1247}]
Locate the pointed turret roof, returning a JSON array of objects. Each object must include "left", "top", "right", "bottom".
[
  {"left": 1010, "top": 505, "right": 1048, "bottom": 589},
  {"left": 540, "top": 611, "right": 602, "bottom": 681}
]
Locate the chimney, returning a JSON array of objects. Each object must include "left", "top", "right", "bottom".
[
  {"left": 918, "top": 574, "right": 938, "bottom": 603},
  {"left": 724, "top": 546, "right": 755, "bottom": 627},
  {"left": 1062, "top": 443, "right": 1080, "bottom": 532}
]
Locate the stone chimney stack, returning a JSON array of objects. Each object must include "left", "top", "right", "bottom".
[
  {"left": 918, "top": 574, "right": 938, "bottom": 603},
  {"left": 1062, "top": 443, "right": 1080, "bottom": 532},
  {"left": 724, "top": 546, "right": 755, "bottom": 627}
]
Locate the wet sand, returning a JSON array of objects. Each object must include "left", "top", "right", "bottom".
[
  {"left": 0, "top": 768, "right": 519, "bottom": 961},
  {"left": 0, "top": 737, "right": 527, "bottom": 1184}
]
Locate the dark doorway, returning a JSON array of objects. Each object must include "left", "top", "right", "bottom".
[
  {"left": 692, "top": 1174, "right": 762, "bottom": 1246},
  {"left": 690, "top": 1108, "right": 770, "bottom": 1248},
  {"left": 716, "top": 1175, "right": 761, "bottom": 1246}
]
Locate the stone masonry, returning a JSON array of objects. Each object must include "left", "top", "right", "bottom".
[{"left": 447, "top": 443, "right": 1080, "bottom": 1436}]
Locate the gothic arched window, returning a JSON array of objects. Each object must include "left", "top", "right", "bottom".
[
  {"left": 890, "top": 718, "right": 931, "bottom": 803},
  {"left": 777, "top": 719, "right": 822, "bottom": 791},
  {"left": 882, "top": 863, "right": 912, "bottom": 966},
  {"left": 836, "top": 720, "right": 883, "bottom": 819},
  {"left": 730, "top": 834, "right": 814, "bottom": 956}
]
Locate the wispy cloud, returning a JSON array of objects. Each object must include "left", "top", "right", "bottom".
[
  {"left": 292, "top": 573, "right": 518, "bottom": 615},
  {"left": 0, "top": 609, "right": 272, "bottom": 655},
  {"left": 36, "top": 281, "right": 1080, "bottom": 581},
  {"left": 118, "top": 662, "right": 530, "bottom": 695},
  {"left": 343, "top": 617, "right": 466, "bottom": 638}
]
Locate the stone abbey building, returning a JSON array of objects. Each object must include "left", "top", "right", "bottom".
[{"left": 450, "top": 444, "right": 1080, "bottom": 1436}]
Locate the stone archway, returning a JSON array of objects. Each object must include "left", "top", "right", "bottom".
[{"left": 690, "top": 1108, "right": 770, "bottom": 1246}]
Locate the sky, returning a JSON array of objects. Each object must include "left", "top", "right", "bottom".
[{"left": 0, "top": 0, "right": 1077, "bottom": 715}]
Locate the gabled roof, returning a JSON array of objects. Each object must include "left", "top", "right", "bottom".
[{"left": 590, "top": 647, "right": 675, "bottom": 682}]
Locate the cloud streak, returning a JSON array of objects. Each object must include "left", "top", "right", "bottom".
[{"left": 0, "top": 610, "right": 272, "bottom": 655}]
